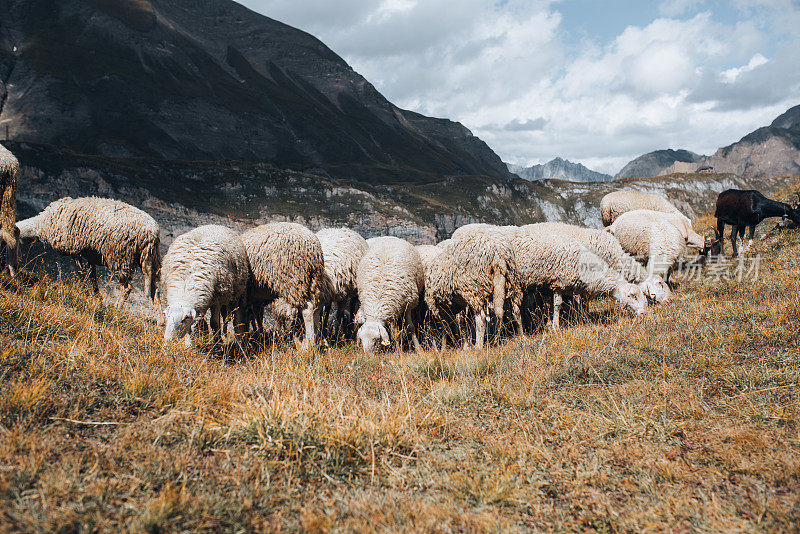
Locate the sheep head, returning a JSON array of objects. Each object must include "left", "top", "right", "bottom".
[
  {"left": 615, "top": 282, "right": 648, "bottom": 316},
  {"left": 164, "top": 302, "right": 197, "bottom": 342},
  {"left": 358, "top": 319, "right": 390, "bottom": 354},
  {"left": 639, "top": 274, "right": 671, "bottom": 303}
]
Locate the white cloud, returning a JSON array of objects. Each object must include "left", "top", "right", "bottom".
[
  {"left": 240, "top": 0, "right": 800, "bottom": 174},
  {"left": 721, "top": 53, "right": 769, "bottom": 83}
]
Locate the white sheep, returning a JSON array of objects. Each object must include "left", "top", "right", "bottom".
[
  {"left": 316, "top": 227, "right": 368, "bottom": 341},
  {"left": 512, "top": 228, "right": 648, "bottom": 330},
  {"left": 606, "top": 210, "right": 687, "bottom": 283},
  {"left": 356, "top": 236, "right": 423, "bottom": 354},
  {"left": 0, "top": 143, "right": 19, "bottom": 276},
  {"left": 618, "top": 209, "right": 706, "bottom": 250},
  {"left": 161, "top": 225, "right": 249, "bottom": 345},
  {"left": 16, "top": 197, "right": 161, "bottom": 307},
  {"left": 524, "top": 222, "right": 671, "bottom": 303},
  {"left": 601, "top": 191, "right": 691, "bottom": 227},
  {"left": 426, "top": 224, "right": 522, "bottom": 348},
  {"left": 241, "top": 222, "right": 326, "bottom": 350}
]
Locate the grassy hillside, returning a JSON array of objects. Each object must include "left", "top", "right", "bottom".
[{"left": 2, "top": 206, "right": 800, "bottom": 530}]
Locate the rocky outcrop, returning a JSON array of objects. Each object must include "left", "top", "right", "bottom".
[
  {"left": 0, "top": 0, "right": 513, "bottom": 185},
  {"left": 509, "top": 158, "right": 613, "bottom": 182}
]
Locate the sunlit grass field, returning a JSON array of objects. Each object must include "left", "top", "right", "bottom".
[{"left": 1, "top": 208, "right": 799, "bottom": 531}]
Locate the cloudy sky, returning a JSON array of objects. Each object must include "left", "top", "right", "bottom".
[{"left": 239, "top": 0, "right": 800, "bottom": 175}]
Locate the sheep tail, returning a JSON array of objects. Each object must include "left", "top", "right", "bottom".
[
  {"left": 141, "top": 237, "right": 161, "bottom": 301},
  {"left": 492, "top": 259, "right": 506, "bottom": 321}
]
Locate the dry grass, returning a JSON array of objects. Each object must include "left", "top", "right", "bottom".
[{"left": 2, "top": 218, "right": 800, "bottom": 532}]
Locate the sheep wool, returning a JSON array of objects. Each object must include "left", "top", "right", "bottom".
[
  {"left": 356, "top": 236, "right": 423, "bottom": 354},
  {"left": 511, "top": 229, "right": 648, "bottom": 329},
  {"left": 607, "top": 210, "right": 686, "bottom": 282},
  {"left": 316, "top": 227, "right": 368, "bottom": 304},
  {"left": 242, "top": 222, "right": 326, "bottom": 349},
  {"left": 16, "top": 196, "right": 161, "bottom": 302},
  {"left": 601, "top": 190, "right": 689, "bottom": 227},
  {"left": 0, "top": 143, "right": 19, "bottom": 274},
  {"left": 161, "top": 225, "right": 249, "bottom": 343},
  {"left": 426, "top": 224, "right": 522, "bottom": 347},
  {"left": 524, "top": 222, "right": 671, "bottom": 303},
  {"left": 619, "top": 209, "right": 705, "bottom": 249}
]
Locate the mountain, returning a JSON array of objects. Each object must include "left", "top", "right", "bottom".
[
  {"left": 697, "top": 104, "right": 800, "bottom": 178},
  {"left": 0, "top": 0, "right": 512, "bottom": 184},
  {"left": 508, "top": 158, "right": 614, "bottom": 182},
  {"left": 615, "top": 149, "right": 702, "bottom": 179},
  {"left": 616, "top": 104, "right": 800, "bottom": 179}
]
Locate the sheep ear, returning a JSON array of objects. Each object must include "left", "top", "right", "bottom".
[{"left": 190, "top": 309, "right": 197, "bottom": 320}]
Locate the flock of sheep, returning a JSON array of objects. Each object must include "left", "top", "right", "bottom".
[{"left": 0, "top": 140, "right": 715, "bottom": 354}]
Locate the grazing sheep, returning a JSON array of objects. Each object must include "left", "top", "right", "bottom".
[
  {"left": 606, "top": 210, "right": 686, "bottom": 283},
  {"left": 436, "top": 238, "right": 453, "bottom": 250},
  {"left": 16, "top": 197, "right": 161, "bottom": 306},
  {"left": 317, "top": 227, "right": 369, "bottom": 341},
  {"left": 161, "top": 225, "right": 249, "bottom": 345},
  {"left": 242, "top": 222, "right": 325, "bottom": 350},
  {"left": 426, "top": 224, "right": 522, "bottom": 348},
  {"left": 356, "top": 236, "right": 423, "bottom": 354},
  {"left": 618, "top": 209, "right": 705, "bottom": 250},
  {"left": 0, "top": 144, "right": 19, "bottom": 276},
  {"left": 601, "top": 191, "right": 690, "bottom": 227},
  {"left": 511, "top": 229, "right": 648, "bottom": 330},
  {"left": 525, "top": 222, "right": 671, "bottom": 303}
]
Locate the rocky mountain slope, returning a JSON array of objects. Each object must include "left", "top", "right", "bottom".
[
  {"left": 615, "top": 149, "right": 702, "bottom": 179},
  {"left": 10, "top": 141, "right": 791, "bottom": 249},
  {"left": 617, "top": 105, "right": 800, "bottom": 179},
  {"left": 695, "top": 104, "right": 800, "bottom": 178},
  {"left": 0, "top": 0, "right": 512, "bottom": 185},
  {"left": 508, "top": 158, "right": 613, "bottom": 183}
]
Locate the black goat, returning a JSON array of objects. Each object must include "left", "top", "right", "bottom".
[{"left": 714, "top": 189, "right": 800, "bottom": 256}]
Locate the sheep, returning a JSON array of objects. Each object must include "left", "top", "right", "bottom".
[
  {"left": 511, "top": 228, "right": 648, "bottom": 330},
  {"left": 601, "top": 191, "right": 691, "bottom": 227},
  {"left": 0, "top": 143, "right": 19, "bottom": 276},
  {"left": 606, "top": 210, "right": 686, "bottom": 284},
  {"left": 241, "top": 222, "right": 326, "bottom": 350},
  {"left": 616, "top": 209, "right": 705, "bottom": 250},
  {"left": 355, "top": 236, "right": 423, "bottom": 354},
  {"left": 426, "top": 224, "right": 522, "bottom": 348},
  {"left": 316, "top": 227, "right": 368, "bottom": 341},
  {"left": 16, "top": 197, "right": 161, "bottom": 307},
  {"left": 524, "top": 222, "right": 671, "bottom": 303},
  {"left": 161, "top": 225, "right": 249, "bottom": 345}
]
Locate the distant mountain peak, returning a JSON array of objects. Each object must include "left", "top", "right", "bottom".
[{"left": 508, "top": 158, "right": 614, "bottom": 183}]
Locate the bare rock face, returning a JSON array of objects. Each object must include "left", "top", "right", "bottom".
[{"left": 0, "top": 0, "right": 512, "bottom": 185}]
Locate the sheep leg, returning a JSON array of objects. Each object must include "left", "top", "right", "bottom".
[
  {"left": 405, "top": 308, "right": 422, "bottom": 352},
  {"left": 716, "top": 219, "right": 726, "bottom": 256},
  {"left": 210, "top": 306, "right": 222, "bottom": 344},
  {"left": 320, "top": 303, "right": 330, "bottom": 339},
  {"left": 729, "top": 225, "right": 739, "bottom": 257},
  {"left": 300, "top": 301, "right": 317, "bottom": 351},
  {"left": 474, "top": 309, "right": 487, "bottom": 349},
  {"left": 234, "top": 301, "right": 247, "bottom": 338},
  {"left": 551, "top": 291, "right": 562, "bottom": 331},
  {"left": 117, "top": 282, "right": 133, "bottom": 307}
]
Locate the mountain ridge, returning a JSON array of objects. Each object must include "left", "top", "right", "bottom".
[
  {"left": 508, "top": 157, "right": 613, "bottom": 183},
  {"left": 0, "top": 0, "right": 512, "bottom": 184}
]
